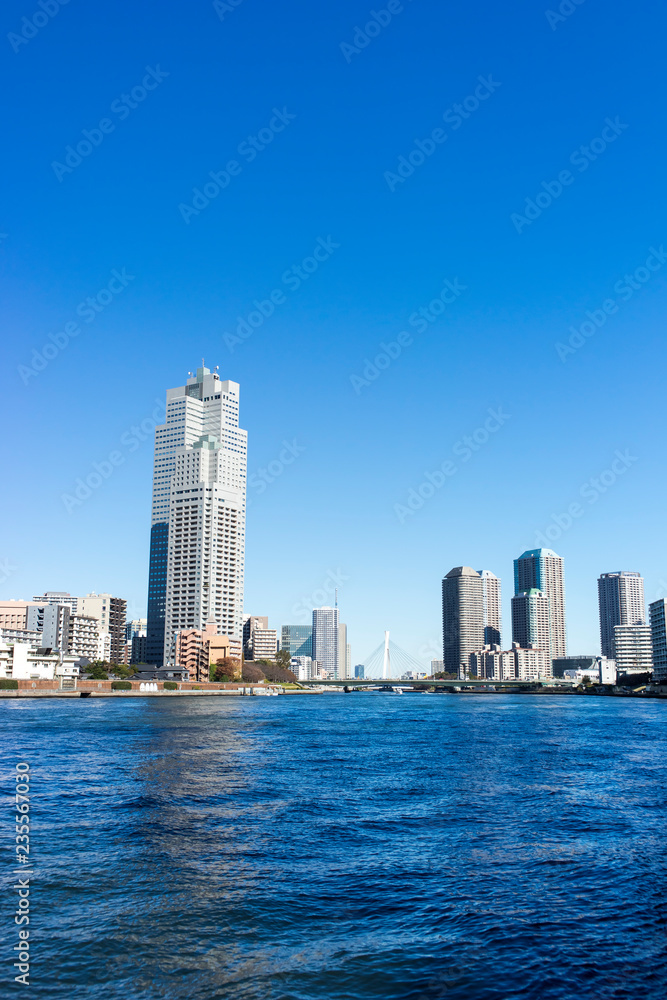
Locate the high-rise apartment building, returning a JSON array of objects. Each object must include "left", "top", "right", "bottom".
[
  {"left": 613, "top": 624, "right": 653, "bottom": 676},
  {"left": 649, "top": 599, "right": 667, "bottom": 683},
  {"left": 146, "top": 365, "right": 247, "bottom": 666},
  {"left": 338, "top": 622, "right": 349, "bottom": 679},
  {"left": 68, "top": 615, "right": 102, "bottom": 660},
  {"left": 250, "top": 629, "right": 278, "bottom": 660},
  {"left": 312, "top": 607, "right": 339, "bottom": 677},
  {"left": 175, "top": 621, "right": 242, "bottom": 682},
  {"left": 0, "top": 602, "right": 39, "bottom": 630},
  {"left": 26, "top": 603, "right": 71, "bottom": 652},
  {"left": 598, "top": 572, "right": 645, "bottom": 658},
  {"left": 469, "top": 643, "right": 551, "bottom": 682},
  {"left": 478, "top": 570, "right": 501, "bottom": 646},
  {"left": 32, "top": 592, "right": 79, "bottom": 614},
  {"left": 442, "top": 567, "right": 484, "bottom": 676},
  {"left": 281, "top": 624, "right": 313, "bottom": 657},
  {"left": 78, "top": 593, "right": 127, "bottom": 664},
  {"left": 514, "top": 549, "right": 566, "bottom": 660},
  {"left": 243, "top": 616, "right": 269, "bottom": 659},
  {"left": 511, "top": 589, "right": 551, "bottom": 657}
]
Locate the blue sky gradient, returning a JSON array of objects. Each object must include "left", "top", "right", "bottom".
[{"left": 1, "top": 0, "right": 665, "bottom": 663}]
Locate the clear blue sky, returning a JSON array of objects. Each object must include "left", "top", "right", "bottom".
[{"left": 2, "top": 0, "right": 665, "bottom": 663}]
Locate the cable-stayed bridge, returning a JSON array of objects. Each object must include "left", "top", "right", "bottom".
[{"left": 360, "top": 631, "right": 428, "bottom": 680}]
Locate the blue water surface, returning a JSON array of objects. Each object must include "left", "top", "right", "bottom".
[{"left": 2, "top": 693, "right": 666, "bottom": 999}]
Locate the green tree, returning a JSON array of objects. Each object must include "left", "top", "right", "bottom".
[
  {"left": 275, "top": 649, "right": 292, "bottom": 671},
  {"left": 85, "top": 663, "right": 109, "bottom": 680}
]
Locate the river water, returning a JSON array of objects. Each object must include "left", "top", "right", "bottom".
[{"left": 2, "top": 693, "right": 666, "bottom": 999}]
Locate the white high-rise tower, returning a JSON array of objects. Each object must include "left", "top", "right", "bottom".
[
  {"left": 598, "top": 571, "right": 645, "bottom": 658},
  {"left": 146, "top": 365, "right": 247, "bottom": 666}
]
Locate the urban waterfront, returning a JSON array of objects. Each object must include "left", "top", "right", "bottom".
[{"left": 3, "top": 695, "right": 667, "bottom": 999}]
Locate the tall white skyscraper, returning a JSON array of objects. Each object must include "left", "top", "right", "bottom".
[
  {"left": 478, "top": 570, "right": 501, "bottom": 646},
  {"left": 313, "top": 607, "right": 339, "bottom": 677},
  {"left": 146, "top": 365, "right": 247, "bottom": 666},
  {"left": 598, "top": 572, "right": 645, "bottom": 658}
]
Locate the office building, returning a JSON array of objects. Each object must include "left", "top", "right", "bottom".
[
  {"left": 26, "top": 603, "right": 71, "bottom": 652},
  {"left": 146, "top": 364, "right": 247, "bottom": 666},
  {"left": 312, "top": 607, "right": 339, "bottom": 678},
  {"left": 478, "top": 570, "right": 501, "bottom": 646},
  {"left": 354, "top": 664, "right": 365, "bottom": 679},
  {"left": 430, "top": 659, "right": 444, "bottom": 675},
  {"left": 511, "top": 589, "right": 551, "bottom": 658},
  {"left": 598, "top": 572, "right": 645, "bottom": 658},
  {"left": 125, "top": 619, "right": 147, "bottom": 642},
  {"left": 552, "top": 655, "right": 616, "bottom": 685},
  {"left": 514, "top": 548, "right": 566, "bottom": 660},
  {"left": 281, "top": 624, "right": 313, "bottom": 658},
  {"left": 78, "top": 594, "right": 127, "bottom": 663},
  {"left": 649, "top": 599, "right": 667, "bottom": 683},
  {"left": 32, "top": 592, "right": 79, "bottom": 614},
  {"left": 613, "top": 624, "right": 653, "bottom": 676},
  {"left": 441, "top": 567, "right": 484, "bottom": 676},
  {"left": 290, "top": 656, "right": 313, "bottom": 682}
]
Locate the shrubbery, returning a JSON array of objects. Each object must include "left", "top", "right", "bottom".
[
  {"left": 0, "top": 678, "right": 19, "bottom": 690},
  {"left": 111, "top": 681, "right": 132, "bottom": 691},
  {"left": 163, "top": 681, "right": 178, "bottom": 690}
]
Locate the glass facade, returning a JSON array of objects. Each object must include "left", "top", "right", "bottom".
[
  {"left": 281, "top": 625, "right": 313, "bottom": 658},
  {"left": 146, "top": 522, "right": 169, "bottom": 665}
]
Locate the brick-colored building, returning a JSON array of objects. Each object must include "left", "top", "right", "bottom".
[{"left": 175, "top": 622, "right": 242, "bottom": 682}]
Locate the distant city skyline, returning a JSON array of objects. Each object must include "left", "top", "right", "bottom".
[{"left": 2, "top": 0, "right": 665, "bottom": 663}]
